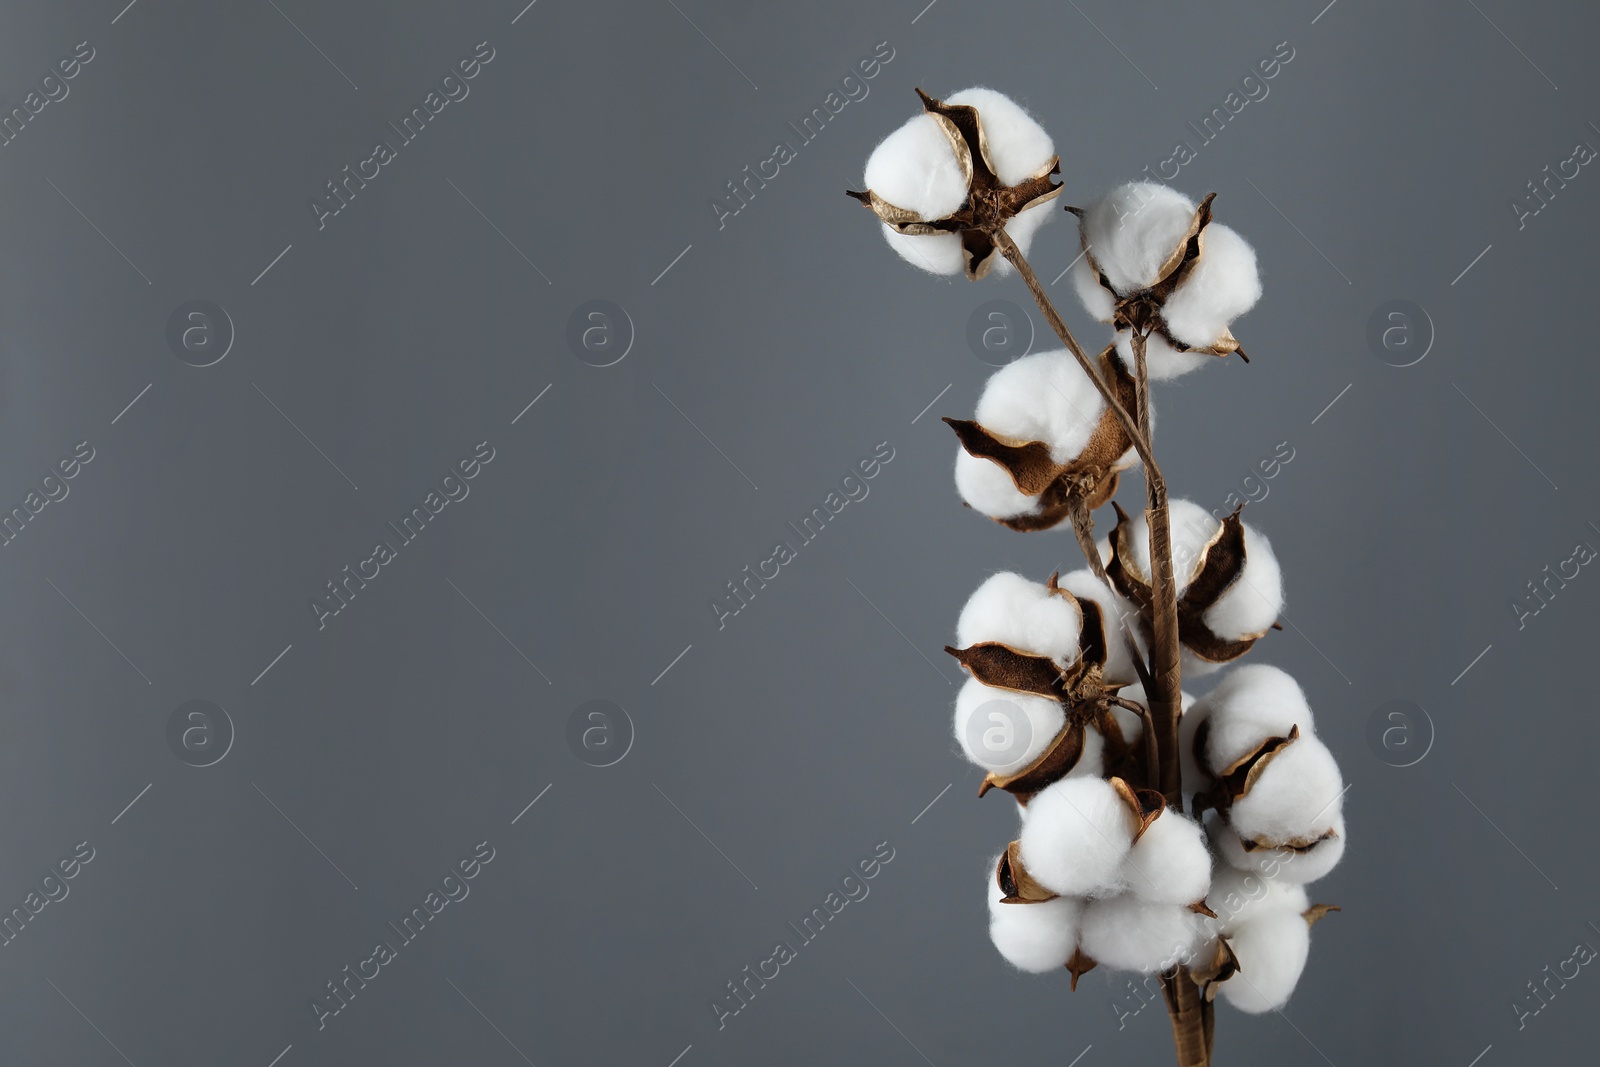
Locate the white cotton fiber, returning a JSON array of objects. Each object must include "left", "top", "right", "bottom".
[
  {"left": 881, "top": 226, "right": 965, "bottom": 276},
  {"left": 1194, "top": 665, "right": 1315, "bottom": 774},
  {"left": 1217, "top": 909, "right": 1311, "bottom": 1014},
  {"left": 1214, "top": 815, "right": 1346, "bottom": 885},
  {"left": 1018, "top": 776, "right": 1134, "bottom": 897},
  {"left": 1116, "top": 498, "right": 1218, "bottom": 593},
  {"left": 863, "top": 113, "right": 968, "bottom": 220},
  {"left": 954, "top": 678, "right": 1066, "bottom": 775},
  {"left": 1122, "top": 810, "right": 1211, "bottom": 905},
  {"left": 957, "top": 570, "right": 1082, "bottom": 668},
  {"left": 976, "top": 350, "right": 1107, "bottom": 464},
  {"left": 1055, "top": 570, "right": 1142, "bottom": 687},
  {"left": 1229, "top": 734, "right": 1344, "bottom": 843},
  {"left": 1203, "top": 865, "right": 1309, "bottom": 937},
  {"left": 987, "top": 854, "right": 1084, "bottom": 972},
  {"left": 1113, "top": 329, "right": 1214, "bottom": 382},
  {"left": 1066, "top": 724, "right": 1106, "bottom": 780},
  {"left": 1203, "top": 525, "right": 1283, "bottom": 641},
  {"left": 1162, "top": 223, "right": 1262, "bottom": 351},
  {"left": 1079, "top": 183, "right": 1197, "bottom": 296},
  {"left": 1080, "top": 893, "right": 1203, "bottom": 973},
  {"left": 946, "top": 88, "right": 1055, "bottom": 187},
  {"left": 955, "top": 448, "right": 1039, "bottom": 520},
  {"left": 1071, "top": 252, "right": 1117, "bottom": 322}
]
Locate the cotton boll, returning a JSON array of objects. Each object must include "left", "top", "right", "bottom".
[
  {"left": 1204, "top": 865, "right": 1309, "bottom": 937},
  {"left": 1072, "top": 253, "right": 1116, "bottom": 322},
  {"left": 1019, "top": 777, "right": 1134, "bottom": 897},
  {"left": 1204, "top": 526, "right": 1283, "bottom": 641},
  {"left": 1195, "top": 665, "right": 1315, "bottom": 773},
  {"left": 987, "top": 855, "right": 1084, "bottom": 972},
  {"left": 1217, "top": 909, "right": 1311, "bottom": 1014},
  {"left": 946, "top": 88, "right": 1055, "bottom": 187},
  {"left": 1117, "top": 498, "right": 1219, "bottom": 593},
  {"left": 1162, "top": 224, "right": 1262, "bottom": 350},
  {"left": 954, "top": 678, "right": 1066, "bottom": 775},
  {"left": 1080, "top": 183, "right": 1197, "bottom": 295},
  {"left": 1214, "top": 815, "right": 1346, "bottom": 885},
  {"left": 1114, "top": 329, "right": 1214, "bottom": 381},
  {"left": 955, "top": 448, "right": 1039, "bottom": 520},
  {"left": 956, "top": 570, "right": 1082, "bottom": 668},
  {"left": 1080, "top": 893, "right": 1204, "bottom": 973},
  {"left": 1055, "top": 570, "right": 1142, "bottom": 687},
  {"left": 975, "top": 351, "right": 1107, "bottom": 465},
  {"left": 1122, "top": 811, "right": 1211, "bottom": 905},
  {"left": 1230, "top": 734, "right": 1345, "bottom": 843},
  {"left": 863, "top": 113, "right": 968, "bottom": 220},
  {"left": 882, "top": 226, "right": 966, "bottom": 275}
]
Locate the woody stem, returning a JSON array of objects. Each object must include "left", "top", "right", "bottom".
[
  {"left": 992, "top": 228, "right": 1156, "bottom": 471},
  {"left": 1067, "top": 500, "right": 1155, "bottom": 692}
]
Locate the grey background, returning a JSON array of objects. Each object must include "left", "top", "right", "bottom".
[{"left": 0, "top": 0, "right": 1594, "bottom": 1064}]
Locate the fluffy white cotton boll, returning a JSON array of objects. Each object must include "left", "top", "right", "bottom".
[
  {"left": 1204, "top": 864, "right": 1309, "bottom": 936},
  {"left": 1122, "top": 811, "right": 1212, "bottom": 905},
  {"left": 1055, "top": 570, "right": 1142, "bottom": 687},
  {"left": 1229, "top": 734, "right": 1345, "bottom": 843},
  {"left": 1113, "top": 329, "right": 1214, "bottom": 382},
  {"left": 1080, "top": 894, "right": 1204, "bottom": 973},
  {"left": 1019, "top": 777, "right": 1134, "bottom": 897},
  {"left": 987, "top": 855, "right": 1084, "bottom": 972},
  {"left": 1215, "top": 815, "right": 1346, "bottom": 885},
  {"left": 1204, "top": 526, "right": 1283, "bottom": 641},
  {"left": 957, "top": 570, "right": 1082, "bottom": 667},
  {"left": 1195, "top": 664, "right": 1316, "bottom": 774},
  {"left": 881, "top": 227, "right": 965, "bottom": 275},
  {"left": 975, "top": 351, "right": 1106, "bottom": 464},
  {"left": 1079, "top": 183, "right": 1197, "bottom": 296},
  {"left": 945, "top": 88, "right": 1055, "bottom": 187},
  {"left": 1217, "top": 910, "right": 1311, "bottom": 1014},
  {"left": 954, "top": 678, "right": 1066, "bottom": 775},
  {"left": 1162, "top": 223, "right": 1262, "bottom": 350},
  {"left": 1117, "top": 498, "right": 1219, "bottom": 593},
  {"left": 1072, "top": 252, "right": 1117, "bottom": 322},
  {"left": 954, "top": 448, "right": 1039, "bottom": 520},
  {"left": 863, "top": 113, "right": 968, "bottom": 220}
]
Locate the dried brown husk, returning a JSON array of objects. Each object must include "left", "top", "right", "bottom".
[
  {"left": 1066, "top": 947, "right": 1098, "bottom": 990},
  {"left": 1111, "top": 775, "right": 1167, "bottom": 842},
  {"left": 1302, "top": 903, "right": 1341, "bottom": 928},
  {"left": 1190, "top": 936, "right": 1241, "bottom": 999},
  {"left": 946, "top": 347, "right": 1139, "bottom": 531},
  {"left": 846, "top": 90, "right": 1063, "bottom": 280},
  {"left": 1106, "top": 503, "right": 1272, "bottom": 665},
  {"left": 1071, "top": 191, "right": 1246, "bottom": 360},
  {"left": 1189, "top": 721, "right": 1302, "bottom": 819},
  {"left": 996, "top": 840, "right": 1058, "bottom": 903}
]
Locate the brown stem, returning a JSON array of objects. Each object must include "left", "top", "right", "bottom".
[
  {"left": 1129, "top": 329, "right": 1185, "bottom": 812},
  {"left": 1161, "top": 969, "right": 1213, "bottom": 1067},
  {"left": 1104, "top": 695, "right": 1160, "bottom": 793},
  {"left": 992, "top": 228, "right": 1155, "bottom": 472},
  {"left": 1066, "top": 499, "right": 1154, "bottom": 696}
]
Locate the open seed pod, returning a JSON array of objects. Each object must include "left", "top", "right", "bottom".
[
  {"left": 848, "top": 88, "right": 1062, "bottom": 279},
  {"left": 988, "top": 851, "right": 1085, "bottom": 973},
  {"left": 949, "top": 346, "right": 1140, "bottom": 530},
  {"left": 1067, "top": 182, "right": 1261, "bottom": 375},
  {"left": 1105, "top": 500, "right": 1282, "bottom": 670}
]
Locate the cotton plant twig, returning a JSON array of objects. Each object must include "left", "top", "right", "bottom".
[{"left": 996, "top": 234, "right": 1204, "bottom": 1064}]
